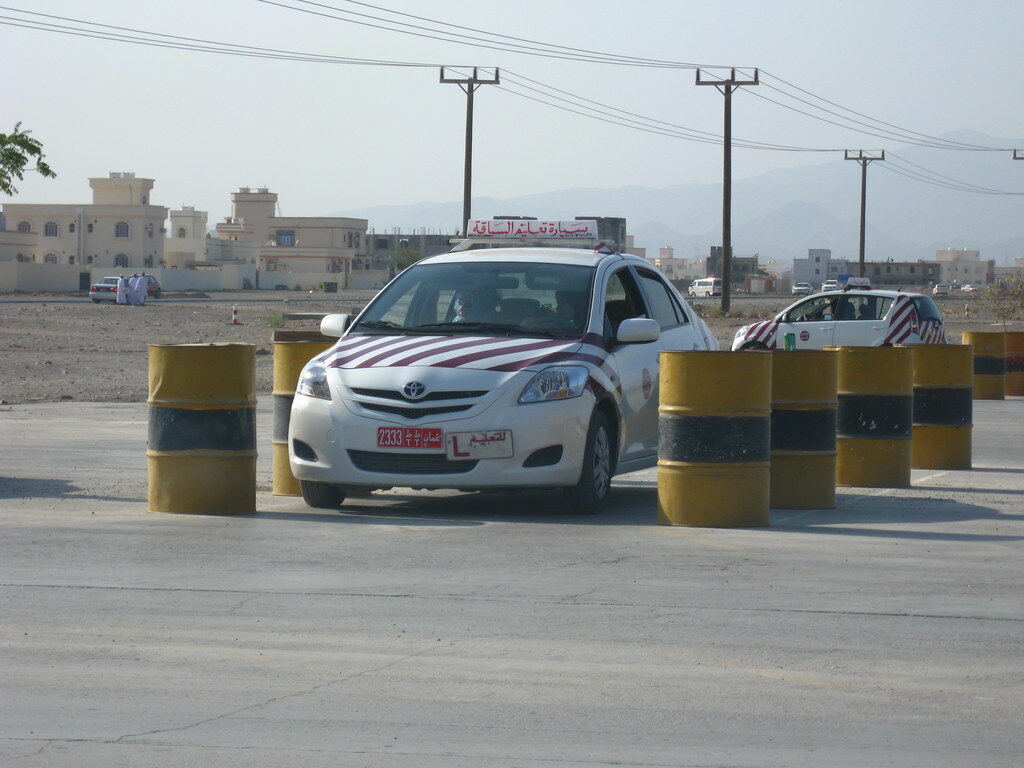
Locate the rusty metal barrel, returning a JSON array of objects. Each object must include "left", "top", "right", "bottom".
[
  {"left": 1005, "top": 331, "right": 1024, "bottom": 397},
  {"left": 272, "top": 330, "right": 334, "bottom": 495},
  {"left": 832, "top": 346, "right": 914, "bottom": 488},
  {"left": 147, "top": 343, "right": 256, "bottom": 514},
  {"left": 911, "top": 344, "right": 973, "bottom": 470},
  {"left": 962, "top": 331, "right": 1006, "bottom": 400},
  {"left": 658, "top": 351, "right": 771, "bottom": 527},
  {"left": 770, "top": 351, "right": 837, "bottom": 509}
]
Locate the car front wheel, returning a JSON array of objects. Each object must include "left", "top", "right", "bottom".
[
  {"left": 564, "top": 410, "right": 614, "bottom": 514},
  {"left": 300, "top": 480, "right": 347, "bottom": 509}
]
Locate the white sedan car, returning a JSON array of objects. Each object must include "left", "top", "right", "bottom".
[
  {"left": 290, "top": 247, "right": 719, "bottom": 513},
  {"left": 732, "top": 289, "right": 946, "bottom": 350}
]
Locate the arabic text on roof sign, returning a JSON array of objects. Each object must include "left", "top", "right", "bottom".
[{"left": 467, "top": 219, "right": 599, "bottom": 239}]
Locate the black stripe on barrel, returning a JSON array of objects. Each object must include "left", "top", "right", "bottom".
[
  {"left": 837, "top": 394, "right": 913, "bottom": 439},
  {"left": 770, "top": 409, "right": 837, "bottom": 452},
  {"left": 913, "top": 387, "right": 972, "bottom": 427},
  {"left": 974, "top": 356, "right": 1007, "bottom": 376},
  {"left": 149, "top": 407, "right": 257, "bottom": 452},
  {"left": 273, "top": 395, "right": 293, "bottom": 443},
  {"left": 658, "top": 415, "right": 770, "bottom": 463}
]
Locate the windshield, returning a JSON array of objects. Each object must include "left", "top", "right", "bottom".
[{"left": 352, "top": 261, "right": 595, "bottom": 339}]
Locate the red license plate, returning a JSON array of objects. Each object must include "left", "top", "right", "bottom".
[{"left": 376, "top": 427, "right": 443, "bottom": 450}]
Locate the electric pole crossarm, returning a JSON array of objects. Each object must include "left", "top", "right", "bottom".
[{"left": 440, "top": 67, "right": 500, "bottom": 237}]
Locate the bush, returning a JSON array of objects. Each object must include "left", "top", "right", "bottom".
[{"left": 264, "top": 311, "right": 286, "bottom": 328}]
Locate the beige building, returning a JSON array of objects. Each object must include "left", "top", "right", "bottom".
[
  {"left": 1, "top": 173, "right": 167, "bottom": 270},
  {"left": 215, "top": 187, "right": 368, "bottom": 289},
  {"left": 935, "top": 248, "right": 994, "bottom": 286}
]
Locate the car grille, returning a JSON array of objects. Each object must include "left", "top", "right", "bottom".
[
  {"left": 347, "top": 388, "right": 488, "bottom": 420},
  {"left": 350, "top": 387, "right": 487, "bottom": 402},
  {"left": 356, "top": 403, "right": 473, "bottom": 419},
  {"left": 347, "top": 450, "right": 477, "bottom": 474}
]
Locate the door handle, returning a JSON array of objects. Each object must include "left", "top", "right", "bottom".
[{"left": 872, "top": 324, "right": 884, "bottom": 330}]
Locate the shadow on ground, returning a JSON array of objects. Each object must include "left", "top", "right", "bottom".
[{"left": 0, "top": 476, "right": 137, "bottom": 503}]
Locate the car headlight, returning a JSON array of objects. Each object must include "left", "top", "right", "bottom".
[
  {"left": 518, "top": 366, "right": 588, "bottom": 404},
  {"left": 296, "top": 363, "right": 332, "bottom": 400}
]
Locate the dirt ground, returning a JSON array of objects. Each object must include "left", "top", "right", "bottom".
[{"left": 0, "top": 291, "right": 1011, "bottom": 404}]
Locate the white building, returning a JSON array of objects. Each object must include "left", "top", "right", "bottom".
[
  {"left": 935, "top": 248, "right": 994, "bottom": 286},
  {"left": 792, "top": 248, "right": 852, "bottom": 286},
  {"left": 1, "top": 172, "right": 167, "bottom": 270}
]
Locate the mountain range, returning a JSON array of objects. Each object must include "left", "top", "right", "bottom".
[{"left": 334, "top": 131, "right": 1024, "bottom": 265}]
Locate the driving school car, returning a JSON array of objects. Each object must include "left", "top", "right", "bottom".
[
  {"left": 289, "top": 228, "right": 718, "bottom": 514},
  {"left": 732, "top": 289, "right": 946, "bottom": 350}
]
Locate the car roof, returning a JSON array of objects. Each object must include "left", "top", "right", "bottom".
[
  {"left": 420, "top": 246, "right": 620, "bottom": 268},
  {"left": 812, "top": 289, "right": 926, "bottom": 299}
]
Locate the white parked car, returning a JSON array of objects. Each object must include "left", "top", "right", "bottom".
[
  {"left": 819, "top": 279, "right": 840, "bottom": 292},
  {"left": 791, "top": 282, "right": 812, "bottom": 296},
  {"left": 732, "top": 289, "right": 946, "bottom": 350},
  {"left": 932, "top": 284, "right": 950, "bottom": 296},
  {"left": 290, "top": 246, "right": 719, "bottom": 513}
]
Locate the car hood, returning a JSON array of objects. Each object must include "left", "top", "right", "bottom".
[{"left": 317, "top": 333, "right": 604, "bottom": 373}]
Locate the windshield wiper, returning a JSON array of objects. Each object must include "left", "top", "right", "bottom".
[{"left": 417, "top": 321, "right": 570, "bottom": 338}]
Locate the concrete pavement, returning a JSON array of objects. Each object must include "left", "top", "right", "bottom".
[{"left": 0, "top": 399, "right": 1022, "bottom": 766}]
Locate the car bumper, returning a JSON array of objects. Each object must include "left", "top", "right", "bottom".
[{"left": 289, "top": 389, "right": 594, "bottom": 490}]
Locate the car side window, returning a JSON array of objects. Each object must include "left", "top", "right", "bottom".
[
  {"left": 835, "top": 295, "right": 893, "bottom": 321},
  {"left": 635, "top": 269, "right": 684, "bottom": 329},
  {"left": 604, "top": 268, "right": 648, "bottom": 343},
  {"left": 783, "top": 296, "right": 837, "bottom": 323}
]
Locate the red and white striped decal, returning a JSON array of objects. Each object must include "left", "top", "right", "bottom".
[
  {"left": 320, "top": 333, "right": 611, "bottom": 374},
  {"left": 883, "top": 296, "right": 918, "bottom": 344},
  {"left": 742, "top": 320, "right": 780, "bottom": 349},
  {"left": 917, "top": 319, "right": 946, "bottom": 344}
]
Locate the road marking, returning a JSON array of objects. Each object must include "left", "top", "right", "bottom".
[{"left": 913, "top": 471, "right": 950, "bottom": 485}]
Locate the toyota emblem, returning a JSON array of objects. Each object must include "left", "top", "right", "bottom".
[{"left": 402, "top": 381, "right": 427, "bottom": 400}]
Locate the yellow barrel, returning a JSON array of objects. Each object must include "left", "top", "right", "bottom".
[
  {"left": 770, "top": 351, "right": 837, "bottom": 509},
  {"left": 832, "top": 346, "right": 914, "bottom": 488},
  {"left": 658, "top": 351, "right": 771, "bottom": 527},
  {"left": 148, "top": 343, "right": 256, "bottom": 514},
  {"left": 911, "top": 344, "right": 972, "bottom": 470},
  {"left": 1005, "top": 331, "right": 1024, "bottom": 397},
  {"left": 272, "top": 334, "right": 334, "bottom": 495},
  {"left": 962, "top": 331, "right": 1006, "bottom": 400}
]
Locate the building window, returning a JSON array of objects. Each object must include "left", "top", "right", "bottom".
[
  {"left": 177, "top": 227, "right": 187, "bottom": 238},
  {"left": 886, "top": 266, "right": 891, "bottom": 274},
  {"left": 16, "top": 253, "right": 25, "bottom": 262},
  {"left": 87, "top": 256, "right": 94, "bottom": 265},
  {"left": 17, "top": 220, "right": 31, "bottom": 233},
  {"left": 910, "top": 267, "right": 915, "bottom": 274},
  {"left": 276, "top": 230, "right": 295, "bottom": 246},
  {"left": 115, "top": 254, "right": 129, "bottom": 267},
  {"left": 87, "top": 223, "right": 93, "bottom": 233},
  {"left": 144, "top": 256, "right": 153, "bottom": 268},
  {"left": 44, "top": 253, "right": 58, "bottom": 264},
  {"left": 814, "top": 268, "right": 820, "bottom": 275},
  {"left": 69, "top": 222, "right": 76, "bottom": 233},
  {"left": 68, "top": 255, "right": 75, "bottom": 265},
  {"left": 115, "top": 222, "right": 130, "bottom": 238},
  {"left": 44, "top": 222, "right": 58, "bottom": 237}
]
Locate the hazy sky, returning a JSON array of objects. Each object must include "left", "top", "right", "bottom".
[{"left": 4, "top": 0, "right": 1022, "bottom": 227}]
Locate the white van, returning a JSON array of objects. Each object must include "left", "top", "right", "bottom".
[{"left": 688, "top": 278, "right": 722, "bottom": 297}]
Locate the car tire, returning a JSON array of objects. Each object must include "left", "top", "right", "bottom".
[
  {"left": 91, "top": 298, "right": 101, "bottom": 303},
  {"left": 564, "top": 410, "right": 614, "bottom": 514},
  {"left": 300, "top": 480, "right": 347, "bottom": 509},
  {"left": 153, "top": 290, "right": 161, "bottom": 299}
]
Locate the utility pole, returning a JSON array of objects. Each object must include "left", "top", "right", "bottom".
[
  {"left": 844, "top": 150, "right": 885, "bottom": 278},
  {"left": 696, "top": 68, "right": 759, "bottom": 313},
  {"left": 440, "top": 67, "right": 500, "bottom": 237}
]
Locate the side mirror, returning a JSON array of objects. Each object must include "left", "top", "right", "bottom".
[
  {"left": 320, "top": 313, "right": 350, "bottom": 337},
  {"left": 823, "top": 313, "right": 834, "bottom": 321},
  {"left": 617, "top": 317, "right": 660, "bottom": 344}
]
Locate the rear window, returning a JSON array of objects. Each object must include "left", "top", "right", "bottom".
[{"left": 913, "top": 296, "right": 943, "bottom": 321}]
